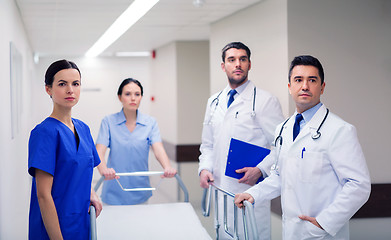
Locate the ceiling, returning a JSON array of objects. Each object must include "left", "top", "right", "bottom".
[{"left": 15, "top": 0, "right": 261, "bottom": 57}]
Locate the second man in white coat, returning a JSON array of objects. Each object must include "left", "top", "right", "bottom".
[
  {"left": 198, "top": 42, "right": 284, "bottom": 239},
  {"left": 235, "top": 55, "right": 371, "bottom": 239}
]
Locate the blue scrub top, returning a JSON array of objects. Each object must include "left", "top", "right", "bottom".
[
  {"left": 28, "top": 117, "right": 100, "bottom": 240},
  {"left": 96, "top": 109, "right": 161, "bottom": 205}
]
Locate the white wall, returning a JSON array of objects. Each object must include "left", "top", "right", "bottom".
[
  {"left": 288, "top": 0, "right": 391, "bottom": 184},
  {"left": 150, "top": 41, "right": 210, "bottom": 145},
  {"left": 210, "top": 0, "right": 289, "bottom": 117},
  {"left": 0, "top": 0, "right": 35, "bottom": 238},
  {"left": 177, "top": 41, "right": 210, "bottom": 144},
  {"left": 150, "top": 43, "right": 178, "bottom": 144}
]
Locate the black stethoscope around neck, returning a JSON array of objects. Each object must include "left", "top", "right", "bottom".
[
  {"left": 274, "top": 108, "right": 329, "bottom": 147},
  {"left": 271, "top": 108, "right": 329, "bottom": 174}
]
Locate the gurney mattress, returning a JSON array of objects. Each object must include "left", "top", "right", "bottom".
[{"left": 97, "top": 202, "right": 212, "bottom": 239}]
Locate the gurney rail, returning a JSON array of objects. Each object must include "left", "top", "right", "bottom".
[
  {"left": 94, "top": 171, "right": 189, "bottom": 202},
  {"left": 89, "top": 205, "right": 97, "bottom": 240},
  {"left": 202, "top": 183, "right": 259, "bottom": 240}
]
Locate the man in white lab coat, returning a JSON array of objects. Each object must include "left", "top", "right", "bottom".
[
  {"left": 235, "top": 55, "right": 371, "bottom": 239},
  {"left": 199, "top": 42, "right": 284, "bottom": 239}
]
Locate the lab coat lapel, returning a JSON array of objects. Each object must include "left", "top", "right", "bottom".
[
  {"left": 294, "top": 119, "right": 311, "bottom": 143},
  {"left": 227, "top": 81, "right": 253, "bottom": 111},
  {"left": 217, "top": 87, "right": 230, "bottom": 116},
  {"left": 284, "top": 117, "right": 295, "bottom": 147},
  {"left": 294, "top": 105, "right": 327, "bottom": 143},
  {"left": 307, "top": 105, "right": 328, "bottom": 138}
]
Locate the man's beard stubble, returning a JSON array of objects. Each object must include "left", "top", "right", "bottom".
[{"left": 228, "top": 74, "right": 247, "bottom": 86}]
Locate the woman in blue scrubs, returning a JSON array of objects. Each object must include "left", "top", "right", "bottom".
[
  {"left": 96, "top": 78, "right": 177, "bottom": 205},
  {"left": 28, "top": 60, "right": 102, "bottom": 239}
]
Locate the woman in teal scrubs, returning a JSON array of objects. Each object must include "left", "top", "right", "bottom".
[
  {"left": 96, "top": 78, "right": 177, "bottom": 205},
  {"left": 28, "top": 60, "right": 102, "bottom": 239}
]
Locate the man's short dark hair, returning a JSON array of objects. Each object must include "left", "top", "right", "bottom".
[
  {"left": 221, "top": 42, "right": 251, "bottom": 62},
  {"left": 289, "top": 55, "right": 324, "bottom": 84}
]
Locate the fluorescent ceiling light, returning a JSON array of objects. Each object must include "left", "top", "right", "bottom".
[
  {"left": 115, "top": 51, "right": 151, "bottom": 57},
  {"left": 85, "top": 0, "right": 159, "bottom": 57}
]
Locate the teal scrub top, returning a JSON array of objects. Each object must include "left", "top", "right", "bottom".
[
  {"left": 28, "top": 117, "right": 100, "bottom": 240},
  {"left": 96, "top": 110, "right": 161, "bottom": 205}
]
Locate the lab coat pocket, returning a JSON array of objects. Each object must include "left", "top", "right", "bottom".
[
  {"left": 233, "top": 113, "right": 263, "bottom": 142},
  {"left": 299, "top": 151, "right": 324, "bottom": 183},
  {"left": 303, "top": 221, "right": 328, "bottom": 239}
]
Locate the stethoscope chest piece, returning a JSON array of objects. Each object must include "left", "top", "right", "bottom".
[
  {"left": 312, "top": 132, "right": 321, "bottom": 139},
  {"left": 271, "top": 164, "right": 279, "bottom": 171},
  {"left": 311, "top": 108, "right": 329, "bottom": 140}
]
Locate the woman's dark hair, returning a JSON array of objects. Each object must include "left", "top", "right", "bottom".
[
  {"left": 288, "top": 55, "right": 324, "bottom": 84},
  {"left": 45, "top": 59, "right": 81, "bottom": 86},
  {"left": 117, "top": 78, "right": 144, "bottom": 96}
]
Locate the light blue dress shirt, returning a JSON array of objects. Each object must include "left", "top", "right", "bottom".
[
  {"left": 226, "top": 79, "right": 250, "bottom": 106},
  {"left": 96, "top": 109, "right": 161, "bottom": 205},
  {"left": 296, "top": 102, "right": 323, "bottom": 130}
]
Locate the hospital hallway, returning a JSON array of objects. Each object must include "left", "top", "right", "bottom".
[{"left": 1, "top": 0, "right": 391, "bottom": 239}]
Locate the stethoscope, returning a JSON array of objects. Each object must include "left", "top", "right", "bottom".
[
  {"left": 271, "top": 108, "right": 329, "bottom": 174},
  {"left": 207, "top": 87, "right": 256, "bottom": 124}
]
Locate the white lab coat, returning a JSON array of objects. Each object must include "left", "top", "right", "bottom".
[
  {"left": 199, "top": 81, "right": 284, "bottom": 240},
  {"left": 246, "top": 105, "right": 371, "bottom": 240}
]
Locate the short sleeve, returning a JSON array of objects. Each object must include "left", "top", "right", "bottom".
[
  {"left": 92, "top": 145, "right": 101, "bottom": 167},
  {"left": 148, "top": 118, "right": 162, "bottom": 145},
  {"left": 28, "top": 127, "right": 57, "bottom": 177},
  {"left": 82, "top": 121, "right": 101, "bottom": 168},
  {"left": 96, "top": 117, "right": 111, "bottom": 147}
]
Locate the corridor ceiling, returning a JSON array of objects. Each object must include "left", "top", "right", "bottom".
[{"left": 15, "top": 0, "right": 261, "bottom": 57}]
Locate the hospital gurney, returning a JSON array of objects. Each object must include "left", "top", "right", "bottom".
[
  {"left": 202, "top": 183, "right": 259, "bottom": 240},
  {"left": 90, "top": 171, "right": 212, "bottom": 240}
]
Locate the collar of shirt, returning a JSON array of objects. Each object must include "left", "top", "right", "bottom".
[
  {"left": 227, "top": 80, "right": 251, "bottom": 100},
  {"left": 115, "top": 109, "right": 147, "bottom": 126},
  {"left": 295, "top": 102, "right": 323, "bottom": 128}
]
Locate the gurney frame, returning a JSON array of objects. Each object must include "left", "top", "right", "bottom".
[
  {"left": 89, "top": 171, "right": 189, "bottom": 240},
  {"left": 202, "top": 183, "right": 259, "bottom": 240}
]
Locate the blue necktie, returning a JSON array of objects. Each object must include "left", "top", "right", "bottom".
[
  {"left": 293, "top": 113, "right": 303, "bottom": 141},
  {"left": 227, "top": 89, "right": 237, "bottom": 108}
]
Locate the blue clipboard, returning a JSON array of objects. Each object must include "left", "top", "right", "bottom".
[{"left": 225, "top": 138, "right": 271, "bottom": 181}]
